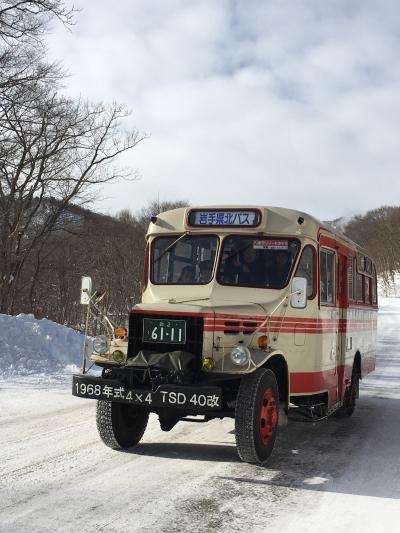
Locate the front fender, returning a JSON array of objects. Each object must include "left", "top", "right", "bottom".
[{"left": 205, "top": 348, "right": 287, "bottom": 375}]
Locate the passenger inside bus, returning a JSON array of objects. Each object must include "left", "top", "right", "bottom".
[
  {"left": 199, "top": 260, "right": 213, "bottom": 283},
  {"left": 177, "top": 265, "right": 196, "bottom": 284},
  {"left": 219, "top": 237, "right": 298, "bottom": 288},
  {"left": 223, "top": 246, "right": 263, "bottom": 286},
  {"left": 238, "top": 247, "right": 263, "bottom": 285},
  {"left": 265, "top": 251, "right": 291, "bottom": 287}
]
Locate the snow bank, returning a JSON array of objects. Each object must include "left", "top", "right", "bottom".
[{"left": 0, "top": 313, "right": 84, "bottom": 378}]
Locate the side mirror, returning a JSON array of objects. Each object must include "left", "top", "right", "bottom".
[
  {"left": 291, "top": 277, "right": 307, "bottom": 309},
  {"left": 80, "top": 276, "right": 92, "bottom": 305}
]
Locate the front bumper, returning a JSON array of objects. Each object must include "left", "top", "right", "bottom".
[{"left": 72, "top": 374, "right": 222, "bottom": 412}]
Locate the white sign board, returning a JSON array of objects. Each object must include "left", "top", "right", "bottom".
[{"left": 188, "top": 209, "right": 260, "bottom": 227}]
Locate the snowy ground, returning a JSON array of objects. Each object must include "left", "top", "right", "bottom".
[{"left": 0, "top": 299, "right": 399, "bottom": 532}]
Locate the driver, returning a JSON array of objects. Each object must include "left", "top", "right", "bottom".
[
  {"left": 238, "top": 246, "right": 262, "bottom": 285},
  {"left": 199, "top": 260, "right": 212, "bottom": 283},
  {"left": 177, "top": 265, "right": 195, "bottom": 284}
]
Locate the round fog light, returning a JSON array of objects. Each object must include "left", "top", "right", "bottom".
[
  {"left": 93, "top": 335, "right": 109, "bottom": 354},
  {"left": 230, "top": 345, "right": 251, "bottom": 366},
  {"left": 112, "top": 350, "right": 125, "bottom": 363}
]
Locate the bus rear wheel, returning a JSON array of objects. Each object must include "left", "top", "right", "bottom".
[
  {"left": 235, "top": 368, "right": 279, "bottom": 464},
  {"left": 335, "top": 365, "right": 360, "bottom": 418},
  {"left": 96, "top": 401, "right": 149, "bottom": 450}
]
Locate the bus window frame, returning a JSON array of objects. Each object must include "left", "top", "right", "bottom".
[
  {"left": 356, "top": 271, "right": 364, "bottom": 303},
  {"left": 347, "top": 255, "right": 356, "bottom": 302},
  {"left": 355, "top": 253, "right": 375, "bottom": 305},
  {"left": 216, "top": 234, "right": 301, "bottom": 290},
  {"left": 319, "top": 247, "right": 337, "bottom": 307},
  {"left": 294, "top": 244, "right": 317, "bottom": 300},
  {"left": 364, "top": 275, "right": 372, "bottom": 304},
  {"left": 371, "top": 264, "right": 378, "bottom": 305},
  {"left": 150, "top": 233, "right": 220, "bottom": 286}
]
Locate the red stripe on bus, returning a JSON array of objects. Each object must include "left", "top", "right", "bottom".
[
  {"left": 290, "top": 356, "right": 376, "bottom": 393},
  {"left": 290, "top": 369, "right": 338, "bottom": 393},
  {"left": 130, "top": 310, "right": 377, "bottom": 334},
  {"left": 129, "top": 309, "right": 215, "bottom": 318}
]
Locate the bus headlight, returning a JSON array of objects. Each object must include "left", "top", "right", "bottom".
[
  {"left": 93, "top": 335, "right": 109, "bottom": 354},
  {"left": 230, "top": 345, "right": 250, "bottom": 366}
]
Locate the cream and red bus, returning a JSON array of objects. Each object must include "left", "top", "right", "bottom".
[{"left": 73, "top": 206, "right": 378, "bottom": 464}]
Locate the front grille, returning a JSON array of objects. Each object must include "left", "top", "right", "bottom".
[{"left": 128, "top": 313, "right": 204, "bottom": 360}]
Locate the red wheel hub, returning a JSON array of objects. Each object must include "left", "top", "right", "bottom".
[{"left": 259, "top": 387, "right": 278, "bottom": 446}]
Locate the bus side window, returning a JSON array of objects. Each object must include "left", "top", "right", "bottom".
[
  {"left": 348, "top": 256, "right": 355, "bottom": 300},
  {"left": 365, "top": 276, "right": 371, "bottom": 303},
  {"left": 356, "top": 273, "right": 363, "bottom": 302},
  {"left": 320, "top": 249, "right": 335, "bottom": 305},
  {"left": 295, "top": 245, "right": 315, "bottom": 298},
  {"left": 372, "top": 265, "right": 378, "bottom": 304}
]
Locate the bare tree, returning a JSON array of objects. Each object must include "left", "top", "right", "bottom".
[
  {"left": 0, "top": 77, "right": 145, "bottom": 313},
  {"left": 345, "top": 205, "right": 400, "bottom": 280},
  {"left": 0, "top": 0, "right": 75, "bottom": 43},
  {"left": 0, "top": 0, "right": 74, "bottom": 90},
  {"left": 137, "top": 199, "right": 189, "bottom": 226},
  {"left": 0, "top": 44, "right": 62, "bottom": 91}
]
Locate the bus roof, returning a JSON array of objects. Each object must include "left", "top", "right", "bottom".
[{"left": 146, "top": 205, "right": 367, "bottom": 255}]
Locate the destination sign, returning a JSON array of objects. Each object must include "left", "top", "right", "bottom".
[
  {"left": 188, "top": 209, "right": 261, "bottom": 227},
  {"left": 253, "top": 239, "right": 289, "bottom": 250}
]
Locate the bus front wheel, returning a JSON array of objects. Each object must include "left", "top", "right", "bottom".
[
  {"left": 235, "top": 368, "right": 279, "bottom": 464},
  {"left": 96, "top": 400, "right": 149, "bottom": 450}
]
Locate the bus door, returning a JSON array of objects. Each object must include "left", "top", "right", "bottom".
[{"left": 319, "top": 244, "right": 341, "bottom": 405}]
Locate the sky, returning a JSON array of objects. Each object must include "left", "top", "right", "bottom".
[{"left": 47, "top": 0, "right": 400, "bottom": 220}]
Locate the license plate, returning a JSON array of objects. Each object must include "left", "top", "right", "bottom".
[
  {"left": 143, "top": 318, "right": 186, "bottom": 344},
  {"left": 72, "top": 375, "right": 222, "bottom": 411}
]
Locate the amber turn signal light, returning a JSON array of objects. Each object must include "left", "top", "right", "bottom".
[
  {"left": 257, "top": 335, "right": 269, "bottom": 349},
  {"left": 202, "top": 357, "right": 215, "bottom": 370},
  {"left": 114, "top": 326, "right": 127, "bottom": 338}
]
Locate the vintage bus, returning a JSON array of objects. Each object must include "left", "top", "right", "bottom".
[{"left": 73, "top": 206, "right": 378, "bottom": 464}]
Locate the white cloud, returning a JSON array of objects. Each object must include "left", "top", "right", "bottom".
[{"left": 47, "top": 0, "right": 400, "bottom": 219}]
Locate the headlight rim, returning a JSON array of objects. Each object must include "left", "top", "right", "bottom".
[
  {"left": 230, "top": 345, "right": 251, "bottom": 367},
  {"left": 92, "top": 335, "right": 109, "bottom": 355}
]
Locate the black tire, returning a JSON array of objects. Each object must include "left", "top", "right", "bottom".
[
  {"left": 334, "top": 365, "right": 360, "bottom": 418},
  {"left": 235, "top": 368, "right": 279, "bottom": 464},
  {"left": 96, "top": 401, "right": 149, "bottom": 450}
]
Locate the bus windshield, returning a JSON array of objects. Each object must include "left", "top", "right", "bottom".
[
  {"left": 218, "top": 236, "right": 299, "bottom": 288},
  {"left": 152, "top": 235, "right": 218, "bottom": 285}
]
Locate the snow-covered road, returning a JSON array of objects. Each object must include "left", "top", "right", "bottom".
[{"left": 1, "top": 300, "right": 399, "bottom": 533}]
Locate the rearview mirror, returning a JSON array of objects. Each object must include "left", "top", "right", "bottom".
[
  {"left": 291, "top": 277, "right": 307, "bottom": 309},
  {"left": 80, "top": 276, "right": 92, "bottom": 305}
]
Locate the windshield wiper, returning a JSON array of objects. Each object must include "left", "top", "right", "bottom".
[{"left": 154, "top": 231, "right": 190, "bottom": 264}]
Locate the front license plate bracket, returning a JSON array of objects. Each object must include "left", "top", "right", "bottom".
[
  {"left": 72, "top": 375, "right": 222, "bottom": 411},
  {"left": 142, "top": 318, "right": 187, "bottom": 344}
]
